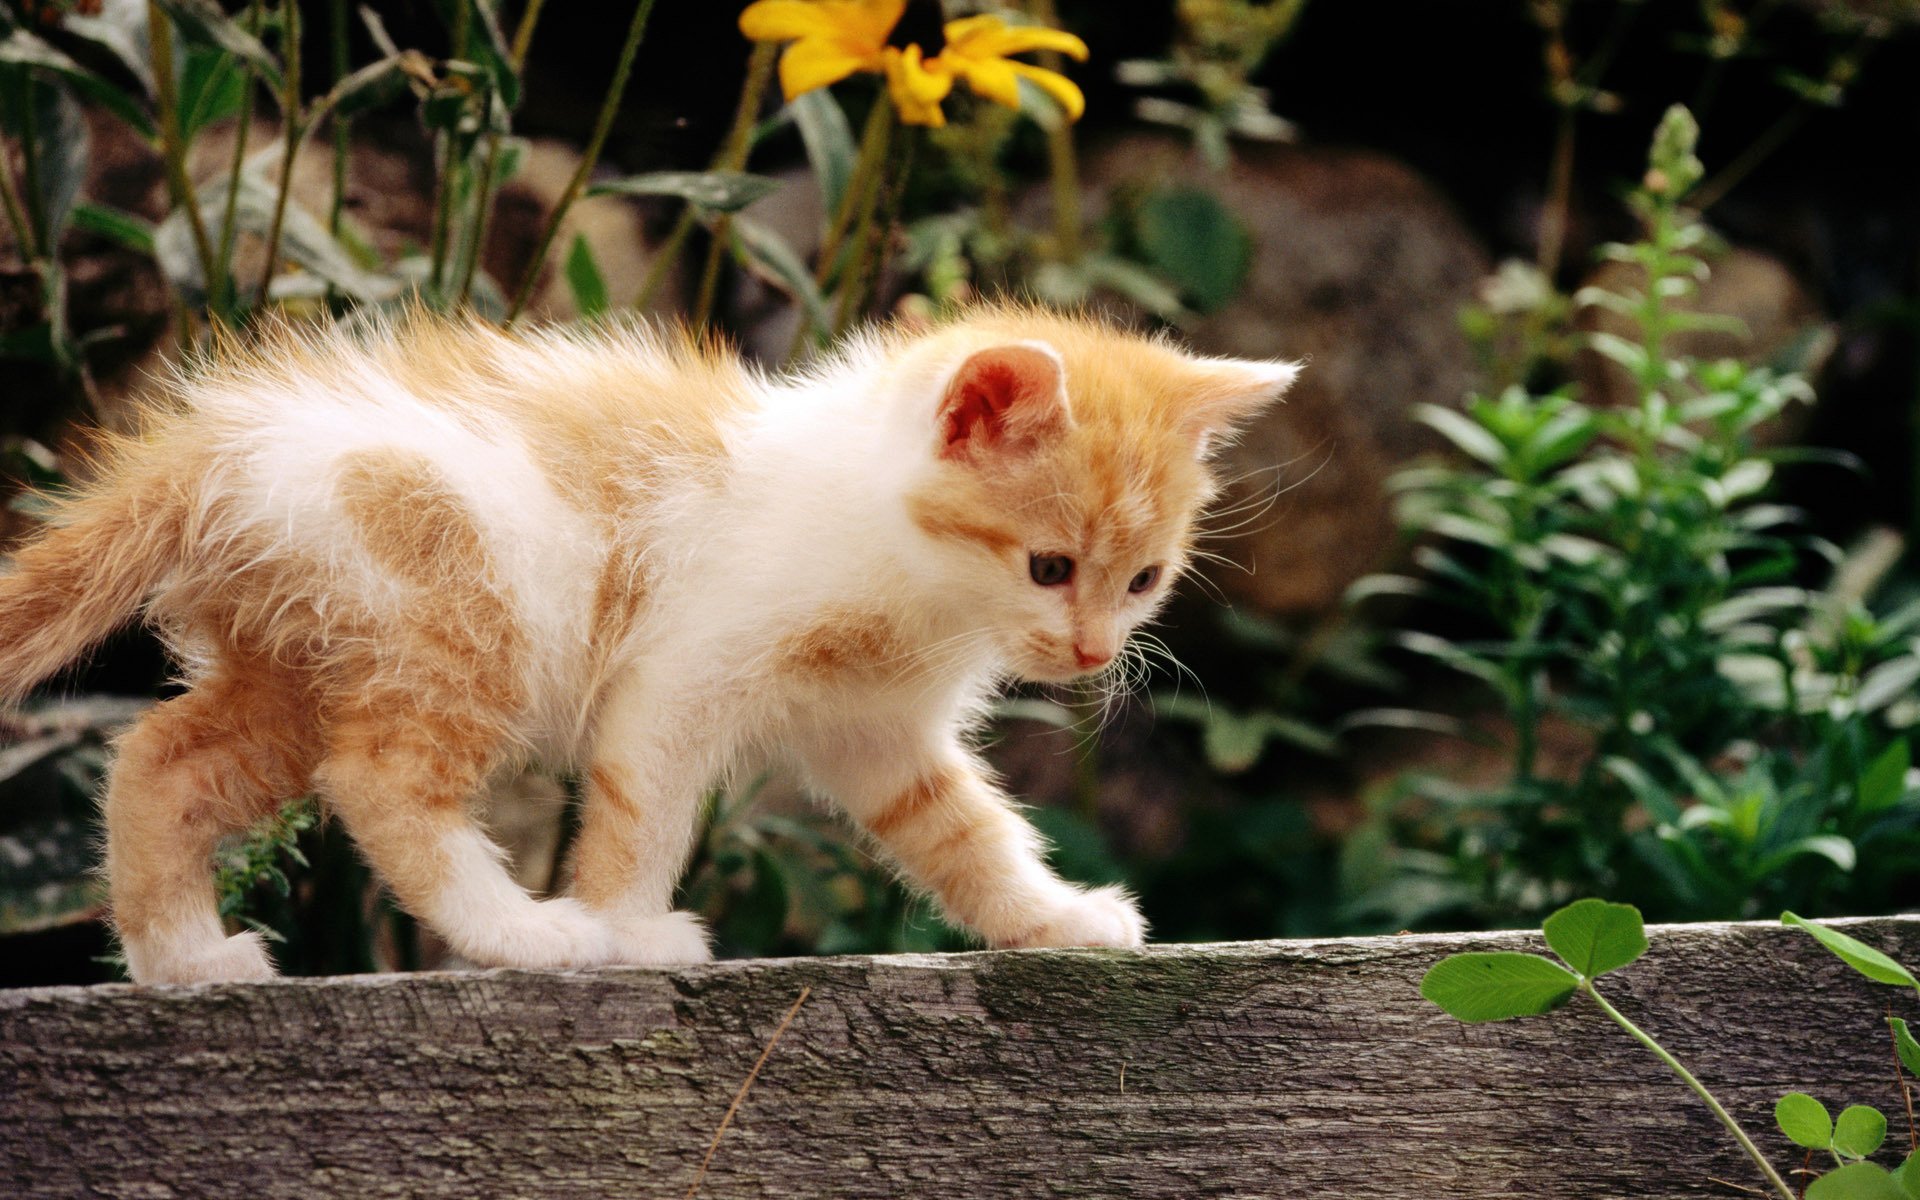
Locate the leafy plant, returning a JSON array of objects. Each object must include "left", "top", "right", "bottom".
[
  {"left": 1423, "top": 901, "right": 1920, "bottom": 1199},
  {"left": 1348, "top": 106, "right": 1920, "bottom": 929}
]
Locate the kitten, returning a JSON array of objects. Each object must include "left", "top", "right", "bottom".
[{"left": 0, "top": 305, "right": 1297, "bottom": 985}]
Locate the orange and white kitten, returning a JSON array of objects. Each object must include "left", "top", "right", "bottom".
[{"left": 0, "top": 305, "right": 1296, "bottom": 984}]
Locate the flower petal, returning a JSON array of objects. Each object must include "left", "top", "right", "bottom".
[
  {"left": 779, "top": 37, "right": 875, "bottom": 100},
  {"left": 741, "top": 0, "right": 904, "bottom": 49},
  {"left": 946, "top": 53, "right": 1021, "bottom": 110},
  {"left": 1008, "top": 61, "right": 1085, "bottom": 121},
  {"left": 944, "top": 14, "right": 1089, "bottom": 61},
  {"left": 884, "top": 43, "right": 952, "bottom": 127}
]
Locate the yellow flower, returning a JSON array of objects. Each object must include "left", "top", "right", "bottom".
[
  {"left": 937, "top": 14, "right": 1089, "bottom": 122},
  {"left": 883, "top": 43, "right": 954, "bottom": 128},
  {"left": 738, "top": 0, "right": 903, "bottom": 102},
  {"left": 739, "top": 0, "right": 1089, "bottom": 127}
]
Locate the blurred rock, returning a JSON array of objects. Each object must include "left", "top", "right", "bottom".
[{"left": 1077, "top": 134, "right": 1490, "bottom": 618}]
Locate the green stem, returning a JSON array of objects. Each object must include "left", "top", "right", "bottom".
[
  {"left": 256, "top": 0, "right": 302, "bottom": 306},
  {"left": 1584, "top": 983, "right": 1798, "bottom": 1200},
  {"left": 148, "top": 3, "right": 219, "bottom": 306},
  {"left": 788, "top": 97, "right": 890, "bottom": 358},
  {"left": 216, "top": 0, "right": 265, "bottom": 320},
  {"left": 691, "top": 42, "right": 777, "bottom": 332},
  {"left": 504, "top": 0, "right": 660, "bottom": 327},
  {"left": 427, "top": 0, "right": 473, "bottom": 299},
  {"left": 15, "top": 79, "right": 47, "bottom": 258},
  {"left": 630, "top": 207, "right": 695, "bottom": 312},
  {"left": 456, "top": 0, "right": 550, "bottom": 310},
  {"left": 831, "top": 119, "right": 909, "bottom": 336},
  {"left": 326, "top": 0, "right": 349, "bottom": 307},
  {"left": 813, "top": 96, "right": 890, "bottom": 288},
  {"left": 1027, "top": 0, "right": 1080, "bottom": 262},
  {"left": 0, "top": 142, "right": 36, "bottom": 263}
]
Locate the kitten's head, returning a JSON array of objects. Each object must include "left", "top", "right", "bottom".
[{"left": 900, "top": 309, "right": 1298, "bottom": 683}]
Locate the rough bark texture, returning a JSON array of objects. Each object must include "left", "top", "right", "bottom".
[{"left": 5, "top": 917, "right": 1920, "bottom": 1198}]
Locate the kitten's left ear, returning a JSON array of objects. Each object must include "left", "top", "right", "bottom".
[{"left": 1184, "top": 358, "right": 1301, "bottom": 456}]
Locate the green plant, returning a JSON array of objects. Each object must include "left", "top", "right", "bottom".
[
  {"left": 1347, "top": 106, "right": 1920, "bottom": 929},
  {"left": 1423, "top": 900, "right": 1920, "bottom": 1199}
]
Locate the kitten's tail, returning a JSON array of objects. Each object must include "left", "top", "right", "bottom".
[{"left": 0, "top": 450, "right": 190, "bottom": 709}]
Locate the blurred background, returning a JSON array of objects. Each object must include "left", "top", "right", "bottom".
[{"left": 3, "top": 0, "right": 1918, "bottom": 986}]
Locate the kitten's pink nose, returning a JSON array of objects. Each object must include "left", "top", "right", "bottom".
[{"left": 1073, "top": 642, "right": 1113, "bottom": 670}]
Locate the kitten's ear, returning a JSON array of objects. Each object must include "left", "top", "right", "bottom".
[
  {"left": 1184, "top": 358, "right": 1301, "bottom": 457},
  {"left": 937, "top": 342, "right": 1072, "bottom": 461}
]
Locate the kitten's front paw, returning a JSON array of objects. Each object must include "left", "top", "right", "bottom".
[
  {"left": 454, "top": 897, "right": 614, "bottom": 970},
  {"left": 1007, "top": 885, "right": 1147, "bottom": 949},
  {"left": 127, "top": 929, "right": 279, "bottom": 985},
  {"left": 603, "top": 910, "right": 714, "bottom": 966}
]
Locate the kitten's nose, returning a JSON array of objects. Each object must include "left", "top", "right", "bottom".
[{"left": 1073, "top": 642, "right": 1113, "bottom": 670}]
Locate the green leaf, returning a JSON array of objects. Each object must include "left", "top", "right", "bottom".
[
  {"left": 1134, "top": 186, "right": 1250, "bottom": 313},
  {"left": 1861, "top": 741, "right": 1913, "bottom": 815},
  {"left": 1890, "top": 1019, "right": 1920, "bottom": 1079},
  {"left": 63, "top": 6, "right": 158, "bottom": 97},
  {"left": 1542, "top": 899, "right": 1648, "bottom": 979},
  {"left": 321, "top": 54, "right": 413, "bottom": 121},
  {"left": 590, "top": 170, "right": 782, "bottom": 213},
  {"left": 1810, "top": 1162, "right": 1909, "bottom": 1200},
  {"left": 175, "top": 42, "right": 245, "bottom": 141},
  {"left": 154, "top": 0, "right": 284, "bottom": 94},
  {"left": 1895, "top": 1151, "right": 1920, "bottom": 1200},
  {"left": 562, "top": 233, "right": 608, "bottom": 319},
  {"left": 1414, "top": 404, "right": 1508, "bottom": 469},
  {"left": 32, "top": 82, "right": 86, "bottom": 245},
  {"left": 71, "top": 202, "right": 155, "bottom": 253},
  {"left": 789, "top": 87, "right": 854, "bottom": 219},
  {"left": 1785, "top": 912, "right": 1920, "bottom": 990},
  {"left": 728, "top": 215, "right": 829, "bottom": 332},
  {"left": 1778, "top": 1092, "right": 1835, "bottom": 1150},
  {"left": 1419, "top": 952, "right": 1580, "bottom": 1023},
  {"left": 0, "top": 28, "right": 154, "bottom": 137},
  {"left": 1836, "top": 1105, "right": 1890, "bottom": 1159}
]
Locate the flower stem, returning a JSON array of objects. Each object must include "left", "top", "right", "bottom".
[
  {"left": 456, "top": 0, "right": 550, "bottom": 310},
  {"left": 256, "top": 0, "right": 302, "bottom": 307},
  {"left": 692, "top": 41, "right": 777, "bottom": 332},
  {"left": 788, "top": 97, "right": 890, "bottom": 359},
  {"left": 1027, "top": 0, "right": 1081, "bottom": 262},
  {"left": 1583, "top": 983, "right": 1797, "bottom": 1200},
  {"left": 148, "top": 3, "right": 219, "bottom": 303},
  {"left": 217, "top": 0, "right": 265, "bottom": 318},
  {"left": 505, "top": 0, "right": 660, "bottom": 327}
]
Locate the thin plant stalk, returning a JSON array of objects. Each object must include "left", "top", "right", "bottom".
[
  {"left": 1583, "top": 983, "right": 1798, "bottom": 1200},
  {"left": 691, "top": 41, "right": 777, "bottom": 332},
  {"left": 326, "top": 0, "right": 350, "bottom": 307},
  {"left": 148, "top": 2, "right": 218, "bottom": 301},
  {"left": 0, "top": 144, "right": 36, "bottom": 262},
  {"left": 14, "top": 81, "right": 46, "bottom": 258},
  {"left": 1026, "top": 0, "right": 1080, "bottom": 262},
  {"left": 215, "top": 0, "right": 266, "bottom": 320},
  {"left": 786, "top": 97, "right": 890, "bottom": 358},
  {"left": 256, "top": 0, "right": 302, "bottom": 304},
  {"left": 831, "top": 121, "right": 912, "bottom": 335},
  {"left": 504, "top": 0, "right": 660, "bottom": 326},
  {"left": 630, "top": 207, "right": 695, "bottom": 312},
  {"left": 455, "top": 0, "right": 552, "bottom": 309},
  {"left": 427, "top": 0, "right": 473, "bottom": 298}
]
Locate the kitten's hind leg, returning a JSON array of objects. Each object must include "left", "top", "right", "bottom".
[
  {"left": 314, "top": 703, "right": 613, "bottom": 971},
  {"left": 106, "top": 667, "right": 317, "bottom": 985}
]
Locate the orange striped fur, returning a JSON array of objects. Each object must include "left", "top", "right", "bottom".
[{"left": 0, "top": 304, "right": 1295, "bottom": 982}]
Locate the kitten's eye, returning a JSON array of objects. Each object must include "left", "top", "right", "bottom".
[
  {"left": 1128, "top": 566, "right": 1162, "bottom": 594},
  {"left": 1029, "top": 553, "right": 1075, "bottom": 587}
]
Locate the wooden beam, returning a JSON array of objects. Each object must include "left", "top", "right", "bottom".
[{"left": 5, "top": 917, "right": 1919, "bottom": 1197}]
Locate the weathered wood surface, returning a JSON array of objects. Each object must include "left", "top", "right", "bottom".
[{"left": 5, "top": 918, "right": 1920, "bottom": 1198}]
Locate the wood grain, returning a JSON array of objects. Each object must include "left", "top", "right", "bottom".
[{"left": 6, "top": 917, "right": 1920, "bottom": 1198}]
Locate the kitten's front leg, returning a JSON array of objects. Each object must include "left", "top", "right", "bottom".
[
  {"left": 804, "top": 738, "right": 1145, "bottom": 949},
  {"left": 569, "top": 674, "right": 725, "bottom": 966}
]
